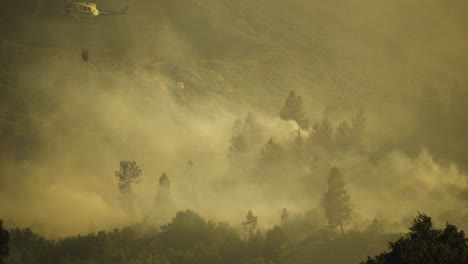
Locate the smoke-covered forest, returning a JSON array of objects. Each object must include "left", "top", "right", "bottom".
[{"left": 1, "top": 0, "right": 468, "bottom": 263}]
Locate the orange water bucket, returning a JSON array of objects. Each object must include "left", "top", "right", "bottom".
[{"left": 81, "top": 49, "right": 89, "bottom": 62}]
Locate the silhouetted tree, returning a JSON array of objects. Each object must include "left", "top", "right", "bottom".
[
  {"left": 244, "top": 229, "right": 265, "bottom": 263},
  {"left": 182, "top": 159, "right": 200, "bottom": 207},
  {"left": 153, "top": 172, "right": 176, "bottom": 219},
  {"left": 228, "top": 119, "right": 247, "bottom": 161},
  {"left": 322, "top": 167, "right": 351, "bottom": 234},
  {"left": 160, "top": 173, "right": 169, "bottom": 184},
  {"left": 184, "top": 160, "right": 195, "bottom": 178},
  {"left": 361, "top": 213, "right": 468, "bottom": 264},
  {"left": 159, "top": 209, "right": 242, "bottom": 264},
  {"left": 294, "top": 129, "right": 304, "bottom": 146},
  {"left": 154, "top": 172, "right": 171, "bottom": 205},
  {"left": 8, "top": 227, "right": 53, "bottom": 264},
  {"left": 279, "top": 90, "right": 309, "bottom": 130},
  {"left": 243, "top": 210, "right": 258, "bottom": 240},
  {"left": 244, "top": 112, "right": 261, "bottom": 139},
  {"left": 309, "top": 118, "right": 334, "bottom": 149},
  {"left": 0, "top": 220, "right": 8, "bottom": 264},
  {"left": 367, "top": 218, "right": 384, "bottom": 233},
  {"left": 160, "top": 210, "right": 211, "bottom": 251},
  {"left": 291, "top": 129, "right": 307, "bottom": 161},
  {"left": 228, "top": 112, "right": 262, "bottom": 163},
  {"left": 115, "top": 160, "right": 142, "bottom": 209},
  {"left": 4, "top": 210, "right": 285, "bottom": 264},
  {"left": 335, "top": 121, "right": 352, "bottom": 149},
  {"left": 259, "top": 138, "right": 284, "bottom": 166},
  {"left": 263, "top": 226, "right": 288, "bottom": 264},
  {"left": 280, "top": 208, "right": 290, "bottom": 225},
  {"left": 351, "top": 108, "right": 366, "bottom": 145}
]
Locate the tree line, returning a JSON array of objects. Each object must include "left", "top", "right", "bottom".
[{"left": 1, "top": 211, "right": 467, "bottom": 264}]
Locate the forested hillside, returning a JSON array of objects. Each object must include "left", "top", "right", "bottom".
[{"left": 1, "top": 0, "right": 468, "bottom": 263}]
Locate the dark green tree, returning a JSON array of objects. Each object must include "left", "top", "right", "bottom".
[
  {"left": 263, "top": 226, "right": 288, "bottom": 264},
  {"left": 361, "top": 213, "right": 468, "bottom": 264},
  {"left": 159, "top": 209, "right": 242, "bottom": 263},
  {"left": 322, "top": 167, "right": 351, "bottom": 234},
  {"left": 115, "top": 160, "right": 143, "bottom": 209},
  {"left": 160, "top": 210, "right": 211, "bottom": 251},
  {"left": 7, "top": 227, "right": 53, "bottom": 264},
  {"left": 0, "top": 220, "right": 9, "bottom": 264},
  {"left": 279, "top": 90, "right": 310, "bottom": 130}
]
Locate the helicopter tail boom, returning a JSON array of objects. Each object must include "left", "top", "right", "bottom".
[{"left": 99, "top": 2, "right": 128, "bottom": 16}]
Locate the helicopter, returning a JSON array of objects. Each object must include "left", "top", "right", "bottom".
[{"left": 62, "top": 1, "right": 128, "bottom": 20}]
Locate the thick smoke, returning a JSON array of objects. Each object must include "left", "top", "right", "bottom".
[{"left": 0, "top": 0, "right": 467, "bottom": 237}]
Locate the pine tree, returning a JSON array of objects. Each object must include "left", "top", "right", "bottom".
[
  {"left": 279, "top": 91, "right": 310, "bottom": 130},
  {"left": 351, "top": 108, "right": 366, "bottom": 144},
  {"left": 264, "top": 226, "right": 288, "bottom": 264},
  {"left": 361, "top": 213, "right": 468, "bottom": 264},
  {"left": 322, "top": 167, "right": 351, "bottom": 234},
  {"left": 367, "top": 218, "right": 384, "bottom": 233},
  {"left": 228, "top": 119, "right": 247, "bottom": 162},
  {"left": 335, "top": 121, "right": 352, "bottom": 149},
  {"left": 184, "top": 160, "right": 197, "bottom": 193},
  {"left": 294, "top": 129, "right": 303, "bottom": 147},
  {"left": 244, "top": 112, "right": 261, "bottom": 137},
  {"left": 154, "top": 172, "right": 171, "bottom": 205},
  {"left": 115, "top": 161, "right": 142, "bottom": 209},
  {"left": 309, "top": 118, "right": 334, "bottom": 149},
  {"left": 280, "top": 208, "right": 290, "bottom": 225},
  {"left": 153, "top": 172, "right": 175, "bottom": 216},
  {"left": 259, "top": 138, "right": 284, "bottom": 166},
  {"left": 227, "top": 112, "right": 262, "bottom": 163},
  {"left": 242, "top": 210, "right": 258, "bottom": 240}
]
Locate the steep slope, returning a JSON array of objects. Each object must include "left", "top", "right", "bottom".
[{"left": 1, "top": 0, "right": 468, "bottom": 162}]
